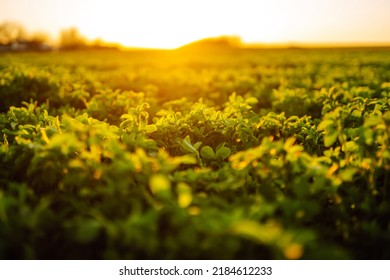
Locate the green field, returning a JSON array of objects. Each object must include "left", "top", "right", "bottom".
[{"left": 0, "top": 48, "right": 389, "bottom": 259}]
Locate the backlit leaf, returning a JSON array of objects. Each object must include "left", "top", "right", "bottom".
[
  {"left": 200, "top": 146, "right": 215, "bottom": 159},
  {"left": 216, "top": 146, "right": 231, "bottom": 160}
]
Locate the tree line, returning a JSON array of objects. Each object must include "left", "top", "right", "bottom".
[{"left": 0, "top": 21, "right": 118, "bottom": 51}]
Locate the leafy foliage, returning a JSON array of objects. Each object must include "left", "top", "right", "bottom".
[{"left": 0, "top": 49, "right": 389, "bottom": 259}]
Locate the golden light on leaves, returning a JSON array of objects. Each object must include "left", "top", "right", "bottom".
[
  {"left": 149, "top": 174, "right": 171, "bottom": 196},
  {"left": 230, "top": 220, "right": 282, "bottom": 244},
  {"left": 188, "top": 206, "right": 201, "bottom": 216},
  {"left": 177, "top": 182, "right": 192, "bottom": 208},
  {"left": 283, "top": 243, "right": 304, "bottom": 260}
]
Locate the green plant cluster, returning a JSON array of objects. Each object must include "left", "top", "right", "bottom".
[{"left": 0, "top": 49, "right": 389, "bottom": 259}]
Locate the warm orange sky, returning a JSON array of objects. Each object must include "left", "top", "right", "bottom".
[{"left": 1, "top": 0, "right": 390, "bottom": 49}]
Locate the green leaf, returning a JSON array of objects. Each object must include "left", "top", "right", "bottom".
[
  {"left": 216, "top": 146, "right": 231, "bottom": 160},
  {"left": 177, "top": 182, "right": 192, "bottom": 208},
  {"left": 317, "top": 120, "right": 334, "bottom": 131},
  {"left": 364, "top": 116, "right": 382, "bottom": 127},
  {"left": 245, "top": 97, "right": 258, "bottom": 105},
  {"left": 120, "top": 114, "right": 133, "bottom": 119},
  {"left": 181, "top": 136, "right": 198, "bottom": 154},
  {"left": 149, "top": 174, "right": 171, "bottom": 198},
  {"left": 75, "top": 219, "right": 102, "bottom": 244},
  {"left": 2, "top": 128, "right": 18, "bottom": 136},
  {"left": 145, "top": 124, "right": 157, "bottom": 134},
  {"left": 339, "top": 167, "right": 358, "bottom": 181},
  {"left": 193, "top": 141, "right": 202, "bottom": 151},
  {"left": 230, "top": 220, "right": 281, "bottom": 244},
  {"left": 200, "top": 146, "right": 215, "bottom": 159},
  {"left": 344, "top": 141, "right": 359, "bottom": 152},
  {"left": 324, "top": 130, "right": 338, "bottom": 147}
]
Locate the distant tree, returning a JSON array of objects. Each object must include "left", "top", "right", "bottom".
[
  {"left": 0, "top": 21, "right": 27, "bottom": 45},
  {"left": 27, "top": 32, "right": 51, "bottom": 49},
  {"left": 29, "top": 32, "right": 50, "bottom": 44},
  {"left": 91, "top": 38, "right": 104, "bottom": 47},
  {"left": 59, "top": 27, "right": 87, "bottom": 49},
  {"left": 178, "top": 36, "right": 243, "bottom": 52},
  {"left": 89, "top": 38, "right": 120, "bottom": 50}
]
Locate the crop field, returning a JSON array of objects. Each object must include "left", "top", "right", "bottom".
[{"left": 0, "top": 48, "right": 389, "bottom": 259}]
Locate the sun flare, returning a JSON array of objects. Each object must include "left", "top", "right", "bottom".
[
  {"left": 76, "top": 0, "right": 236, "bottom": 49},
  {"left": 50, "top": 0, "right": 320, "bottom": 49}
]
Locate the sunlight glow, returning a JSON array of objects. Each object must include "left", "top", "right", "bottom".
[
  {"left": 1, "top": 0, "right": 390, "bottom": 49},
  {"left": 77, "top": 0, "right": 249, "bottom": 49}
]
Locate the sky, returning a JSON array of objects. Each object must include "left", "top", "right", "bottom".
[{"left": 1, "top": 0, "right": 390, "bottom": 49}]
